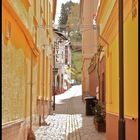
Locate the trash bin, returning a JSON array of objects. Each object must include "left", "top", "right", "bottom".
[{"left": 84, "top": 96, "right": 97, "bottom": 116}]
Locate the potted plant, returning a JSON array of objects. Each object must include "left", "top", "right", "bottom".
[{"left": 93, "top": 102, "right": 106, "bottom": 132}]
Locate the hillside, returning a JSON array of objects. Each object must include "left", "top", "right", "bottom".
[{"left": 71, "top": 50, "right": 82, "bottom": 84}]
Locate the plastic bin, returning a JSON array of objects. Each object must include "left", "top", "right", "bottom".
[{"left": 84, "top": 96, "right": 97, "bottom": 116}]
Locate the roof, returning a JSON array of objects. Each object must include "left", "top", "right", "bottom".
[
  {"left": 53, "top": 28, "right": 68, "bottom": 40},
  {"left": 53, "top": 29, "right": 73, "bottom": 49}
]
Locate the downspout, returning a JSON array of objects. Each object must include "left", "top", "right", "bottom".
[
  {"left": 97, "top": 46, "right": 103, "bottom": 101},
  {"left": 27, "top": 52, "right": 36, "bottom": 140},
  {"left": 42, "top": 48, "right": 45, "bottom": 123},
  {"left": 97, "top": 51, "right": 100, "bottom": 100},
  {"left": 30, "top": 52, "right": 33, "bottom": 131},
  {"left": 53, "top": 42, "right": 56, "bottom": 111},
  {"left": 118, "top": 0, "right": 125, "bottom": 140}
]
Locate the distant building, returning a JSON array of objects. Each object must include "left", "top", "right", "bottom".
[{"left": 53, "top": 29, "right": 72, "bottom": 94}]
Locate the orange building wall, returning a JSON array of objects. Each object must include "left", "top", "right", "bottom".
[
  {"left": 89, "top": 66, "right": 98, "bottom": 96},
  {"left": 81, "top": 0, "right": 98, "bottom": 98}
]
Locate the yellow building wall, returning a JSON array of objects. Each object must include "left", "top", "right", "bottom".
[
  {"left": 98, "top": 0, "right": 116, "bottom": 34},
  {"left": 2, "top": 4, "right": 36, "bottom": 123},
  {"left": 123, "top": 6, "right": 138, "bottom": 117},
  {"left": 24, "top": 58, "right": 31, "bottom": 118},
  {"left": 106, "top": 36, "right": 119, "bottom": 114},
  {"left": 32, "top": 55, "right": 38, "bottom": 117},
  {"left": 95, "top": 1, "right": 138, "bottom": 139},
  {"left": 2, "top": 0, "right": 55, "bottom": 126},
  {"left": 2, "top": 43, "right": 26, "bottom": 123},
  {"left": 46, "top": 56, "right": 49, "bottom": 99},
  {"left": 105, "top": 1, "right": 138, "bottom": 118}
]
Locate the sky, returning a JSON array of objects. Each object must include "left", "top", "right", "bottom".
[{"left": 54, "top": 0, "right": 80, "bottom": 26}]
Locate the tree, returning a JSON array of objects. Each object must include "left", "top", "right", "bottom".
[
  {"left": 58, "top": 1, "right": 82, "bottom": 42},
  {"left": 58, "top": 1, "right": 82, "bottom": 84},
  {"left": 66, "top": 3, "right": 82, "bottom": 82},
  {"left": 66, "top": 3, "right": 82, "bottom": 42},
  {"left": 71, "top": 51, "right": 82, "bottom": 84},
  {"left": 58, "top": 1, "right": 75, "bottom": 31}
]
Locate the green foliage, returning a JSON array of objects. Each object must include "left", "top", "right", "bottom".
[
  {"left": 66, "top": 3, "right": 82, "bottom": 42},
  {"left": 58, "top": 1, "right": 75, "bottom": 31},
  {"left": 59, "top": 1, "right": 82, "bottom": 84},
  {"left": 58, "top": 1, "right": 82, "bottom": 42},
  {"left": 69, "top": 31, "right": 82, "bottom": 42},
  {"left": 71, "top": 51, "right": 82, "bottom": 83},
  {"left": 94, "top": 102, "right": 106, "bottom": 123}
]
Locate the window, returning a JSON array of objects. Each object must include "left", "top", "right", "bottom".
[
  {"left": 93, "top": 15, "right": 96, "bottom": 30},
  {"left": 102, "top": 72, "right": 105, "bottom": 103},
  {"left": 65, "top": 46, "right": 68, "bottom": 64}
]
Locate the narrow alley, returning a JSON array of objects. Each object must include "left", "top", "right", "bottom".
[
  {"left": 2, "top": 0, "right": 138, "bottom": 140},
  {"left": 35, "top": 85, "right": 106, "bottom": 140}
]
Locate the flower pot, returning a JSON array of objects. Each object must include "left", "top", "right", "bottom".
[{"left": 95, "top": 121, "right": 106, "bottom": 132}]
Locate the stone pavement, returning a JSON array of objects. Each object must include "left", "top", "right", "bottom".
[{"left": 35, "top": 85, "right": 106, "bottom": 140}]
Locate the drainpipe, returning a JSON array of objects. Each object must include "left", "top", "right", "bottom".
[
  {"left": 97, "top": 50, "right": 100, "bottom": 100},
  {"left": 30, "top": 52, "right": 33, "bottom": 131},
  {"left": 97, "top": 45, "right": 103, "bottom": 101},
  {"left": 118, "top": 0, "right": 125, "bottom": 140},
  {"left": 42, "top": 48, "right": 45, "bottom": 123},
  {"left": 53, "top": 42, "right": 56, "bottom": 111}
]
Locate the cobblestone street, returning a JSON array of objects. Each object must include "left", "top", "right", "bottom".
[{"left": 35, "top": 85, "right": 106, "bottom": 140}]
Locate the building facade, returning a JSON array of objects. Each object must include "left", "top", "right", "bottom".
[
  {"left": 53, "top": 29, "right": 72, "bottom": 95},
  {"left": 88, "top": 54, "right": 99, "bottom": 97},
  {"left": 88, "top": 47, "right": 106, "bottom": 103},
  {"left": 2, "top": 0, "right": 56, "bottom": 139},
  {"left": 99, "top": 54, "right": 106, "bottom": 105},
  {"left": 96, "top": 0, "right": 138, "bottom": 139},
  {"left": 80, "top": 0, "right": 99, "bottom": 99}
]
